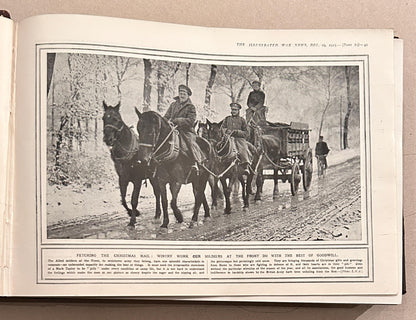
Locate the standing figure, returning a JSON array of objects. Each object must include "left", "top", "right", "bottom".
[
  {"left": 221, "top": 102, "right": 252, "bottom": 176},
  {"left": 246, "top": 80, "right": 267, "bottom": 126},
  {"left": 315, "top": 135, "right": 330, "bottom": 168},
  {"left": 164, "top": 84, "right": 204, "bottom": 172}
]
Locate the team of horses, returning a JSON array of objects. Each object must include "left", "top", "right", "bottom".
[{"left": 102, "top": 101, "right": 284, "bottom": 229}]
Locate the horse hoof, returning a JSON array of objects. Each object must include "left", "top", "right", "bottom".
[
  {"left": 127, "top": 209, "right": 132, "bottom": 217},
  {"left": 127, "top": 222, "right": 135, "bottom": 228},
  {"left": 224, "top": 209, "right": 231, "bottom": 215},
  {"left": 189, "top": 221, "right": 195, "bottom": 229},
  {"left": 203, "top": 216, "right": 211, "bottom": 222},
  {"left": 160, "top": 224, "right": 168, "bottom": 229},
  {"left": 243, "top": 204, "right": 249, "bottom": 209}
]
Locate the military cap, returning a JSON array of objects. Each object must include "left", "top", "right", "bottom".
[
  {"left": 230, "top": 102, "right": 242, "bottom": 109},
  {"left": 178, "top": 84, "right": 192, "bottom": 96},
  {"left": 251, "top": 80, "right": 261, "bottom": 86}
]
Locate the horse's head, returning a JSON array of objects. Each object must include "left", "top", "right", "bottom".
[
  {"left": 205, "top": 119, "right": 223, "bottom": 142},
  {"left": 102, "top": 101, "right": 123, "bottom": 147},
  {"left": 197, "top": 121, "right": 208, "bottom": 139},
  {"left": 135, "top": 109, "right": 163, "bottom": 163}
]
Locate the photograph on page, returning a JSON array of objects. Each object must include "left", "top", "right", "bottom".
[{"left": 42, "top": 48, "right": 366, "bottom": 244}]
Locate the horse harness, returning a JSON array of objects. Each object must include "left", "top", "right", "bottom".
[
  {"left": 105, "top": 123, "right": 139, "bottom": 162},
  {"left": 137, "top": 123, "right": 180, "bottom": 164}
]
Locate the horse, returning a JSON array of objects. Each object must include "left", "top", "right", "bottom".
[
  {"left": 248, "top": 121, "right": 284, "bottom": 200},
  {"left": 205, "top": 120, "right": 255, "bottom": 214},
  {"left": 197, "top": 120, "right": 223, "bottom": 209},
  {"left": 102, "top": 102, "right": 161, "bottom": 227},
  {"left": 135, "top": 110, "right": 213, "bottom": 228}
]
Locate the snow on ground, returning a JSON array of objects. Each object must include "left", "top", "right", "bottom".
[{"left": 47, "top": 148, "right": 361, "bottom": 225}]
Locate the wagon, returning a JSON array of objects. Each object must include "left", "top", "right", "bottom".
[{"left": 261, "top": 121, "right": 313, "bottom": 196}]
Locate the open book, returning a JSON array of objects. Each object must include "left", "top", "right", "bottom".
[{"left": 0, "top": 14, "right": 403, "bottom": 304}]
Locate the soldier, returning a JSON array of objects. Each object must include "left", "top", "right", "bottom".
[
  {"left": 221, "top": 102, "right": 252, "bottom": 176},
  {"left": 164, "top": 84, "right": 203, "bottom": 172},
  {"left": 315, "top": 135, "right": 330, "bottom": 168},
  {"left": 246, "top": 80, "right": 267, "bottom": 126}
]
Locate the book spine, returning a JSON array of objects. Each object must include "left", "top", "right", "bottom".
[{"left": 0, "top": 14, "right": 16, "bottom": 297}]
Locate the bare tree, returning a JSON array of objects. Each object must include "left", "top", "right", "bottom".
[
  {"left": 343, "top": 66, "right": 354, "bottom": 149},
  {"left": 185, "top": 63, "right": 192, "bottom": 86},
  {"left": 318, "top": 67, "right": 332, "bottom": 136},
  {"left": 143, "top": 59, "right": 152, "bottom": 111},
  {"left": 156, "top": 61, "right": 181, "bottom": 112},
  {"left": 215, "top": 65, "right": 252, "bottom": 103},
  {"left": 204, "top": 65, "right": 217, "bottom": 117}
]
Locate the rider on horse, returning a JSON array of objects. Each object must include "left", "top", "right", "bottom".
[
  {"left": 220, "top": 102, "right": 252, "bottom": 176},
  {"left": 246, "top": 80, "right": 267, "bottom": 127},
  {"left": 164, "top": 84, "right": 204, "bottom": 173}
]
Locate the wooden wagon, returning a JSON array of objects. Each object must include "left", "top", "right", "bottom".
[{"left": 261, "top": 121, "right": 313, "bottom": 196}]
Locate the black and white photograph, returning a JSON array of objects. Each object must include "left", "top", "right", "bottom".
[{"left": 45, "top": 50, "right": 363, "bottom": 242}]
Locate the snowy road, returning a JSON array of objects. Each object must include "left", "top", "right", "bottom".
[{"left": 47, "top": 155, "right": 362, "bottom": 241}]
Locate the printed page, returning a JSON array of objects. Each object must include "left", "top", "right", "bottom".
[
  {"left": 0, "top": 16, "right": 15, "bottom": 296},
  {"left": 11, "top": 14, "right": 400, "bottom": 300}
]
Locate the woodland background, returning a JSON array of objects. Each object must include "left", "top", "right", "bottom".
[{"left": 46, "top": 53, "right": 360, "bottom": 186}]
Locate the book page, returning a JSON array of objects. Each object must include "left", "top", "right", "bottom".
[
  {"left": 11, "top": 14, "right": 400, "bottom": 301},
  {"left": 0, "top": 16, "right": 15, "bottom": 296}
]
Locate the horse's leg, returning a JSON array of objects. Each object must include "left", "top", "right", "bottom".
[
  {"left": 239, "top": 174, "right": 249, "bottom": 208},
  {"left": 128, "top": 180, "right": 142, "bottom": 227},
  {"left": 200, "top": 172, "right": 211, "bottom": 219},
  {"left": 221, "top": 177, "right": 231, "bottom": 214},
  {"left": 273, "top": 169, "right": 279, "bottom": 199},
  {"left": 190, "top": 176, "right": 210, "bottom": 227},
  {"left": 246, "top": 172, "right": 254, "bottom": 195},
  {"left": 215, "top": 178, "right": 223, "bottom": 200},
  {"left": 119, "top": 176, "right": 132, "bottom": 216},
  {"left": 208, "top": 175, "right": 217, "bottom": 209},
  {"left": 159, "top": 182, "right": 169, "bottom": 228},
  {"left": 232, "top": 179, "right": 240, "bottom": 197},
  {"left": 254, "top": 170, "right": 263, "bottom": 201},
  {"left": 150, "top": 178, "right": 162, "bottom": 220},
  {"left": 169, "top": 182, "right": 184, "bottom": 223}
]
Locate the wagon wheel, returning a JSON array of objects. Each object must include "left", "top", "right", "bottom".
[
  {"left": 290, "top": 162, "right": 301, "bottom": 196},
  {"left": 302, "top": 149, "right": 313, "bottom": 191}
]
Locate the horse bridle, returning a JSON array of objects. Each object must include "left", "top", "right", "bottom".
[
  {"left": 137, "top": 120, "right": 177, "bottom": 162},
  {"left": 104, "top": 121, "right": 137, "bottom": 161}
]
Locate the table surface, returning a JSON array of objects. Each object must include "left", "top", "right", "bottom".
[{"left": 1, "top": 1, "right": 414, "bottom": 319}]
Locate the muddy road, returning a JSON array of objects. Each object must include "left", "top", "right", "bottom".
[{"left": 47, "top": 156, "right": 362, "bottom": 241}]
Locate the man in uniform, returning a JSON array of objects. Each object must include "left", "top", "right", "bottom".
[
  {"left": 315, "top": 135, "right": 330, "bottom": 168},
  {"left": 221, "top": 102, "right": 252, "bottom": 176},
  {"left": 246, "top": 80, "right": 267, "bottom": 126},
  {"left": 164, "top": 84, "right": 203, "bottom": 172}
]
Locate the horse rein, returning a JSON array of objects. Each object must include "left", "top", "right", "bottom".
[
  {"left": 104, "top": 122, "right": 137, "bottom": 161},
  {"left": 137, "top": 122, "right": 177, "bottom": 162}
]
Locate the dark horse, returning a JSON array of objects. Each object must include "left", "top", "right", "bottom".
[
  {"left": 135, "top": 110, "right": 212, "bottom": 228},
  {"left": 102, "top": 102, "right": 161, "bottom": 227},
  {"left": 205, "top": 120, "right": 254, "bottom": 213},
  {"left": 248, "top": 122, "right": 284, "bottom": 200},
  {"left": 197, "top": 120, "right": 223, "bottom": 209}
]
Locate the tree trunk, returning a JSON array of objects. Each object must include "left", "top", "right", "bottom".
[
  {"left": 54, "top": 115, "right": 69, "bottom": 185},
  {"left": 343, "top": 66, "right": 352, "bottom": 149},
  {"left": 143, "top": 59, "right": 152, "bottom": 111},
  {"left": 318, "top": 67, "right": 332, "bottom": 137},
  {"left": 236, "top": 81, "right": 247, "bottom": 104},
  {"left": 47, "top": 53, "right": 56, "bottom": 97},
  {"left": 204, "top": 65, "right": 217, "bottom": 117},
  {"left": 157, "top": 82, "right": 166, "bottom": 112},
  {"left": 185, "top": 63, "right": 191, "bottom": 86}
]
